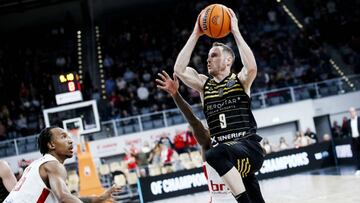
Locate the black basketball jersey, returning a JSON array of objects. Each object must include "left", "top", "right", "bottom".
[
  {"left": 203, "top": 73, "right": 257, "bottom": 146},
  {"left": 0, "top": 177, "right": 9, "bottom": 202}
]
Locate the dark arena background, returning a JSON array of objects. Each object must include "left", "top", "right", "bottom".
[{"left": 0, "top": 0, "right": 359, "bottom": 202}]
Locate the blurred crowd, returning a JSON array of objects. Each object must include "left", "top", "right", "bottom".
[
  {"left": 295, "top": 0, "right": 360, "bottom": 74},
  {"left": 0, "top": 0, "right": 358, "bottom": 140},
  {"left": 0, "top": 24, "right": 77, "bottom": 141}
]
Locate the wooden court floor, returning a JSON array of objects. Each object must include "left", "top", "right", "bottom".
[{"left": 153, "top": 166, "right": 360, "bottom": 203}]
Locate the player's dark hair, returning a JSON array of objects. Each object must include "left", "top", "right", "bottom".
[
  {"left": 38, "top": 126, "right": 57, "bottom": 155},
  {"left": 212, "top": 42, "right": 235, "bottom": 62}
]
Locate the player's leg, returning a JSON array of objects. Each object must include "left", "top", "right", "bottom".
[
  {"left": 235, "top": 138, "right": 265, "bottom": 202},
  {"left": 242, "top": 173, "right": 265, "bottom": 203},
  {"left": 205, "top": 143, "right": 250, "bottom": 202}
]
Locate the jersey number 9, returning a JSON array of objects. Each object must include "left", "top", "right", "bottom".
[{"left": 219, "top": 113, "right": 227, "bottom": 129}]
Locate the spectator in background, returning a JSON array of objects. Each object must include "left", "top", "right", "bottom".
[
  {"left": 278, "top": 137, "right": 289, "bottom": 151},
  {"left": 294, "top": 131, "right": 316, "bottom": 148},
  {"left": 148, "top": 143, "right": 162, "bottom": 166},
  {"left": 136, "top": 83, "right": 150, "bottom": 101},
  {"left": 105, "top": 77, "right": 116, "bottom": 96},
  {"left": 135, "top": 141, "right": 151, "bottom": 177},
  {"left": 262, "top": 138, "right": 273, "bottom": 154},
  {"left": 159, "top": 137, "right": 178, "bottom": 169},
  {"left": 341, "top": 116, "right": 350, "bottom": 137},
  {"left": 348, "top": 107, "right": 360, "bottom": 175},
  {"left": 331, "top": 121, "right": 342, "bottom": 139},
  {"left": 15, "top": 114, "right": 28, "bottom": 135},
  {"left": 173, "top": 130, "right": 187, "bottom": 154},
  {"left": 304, "top": 128, "right": 318, "bottom": 142},
  {"left": 103, "top": 54, "right": 114, "bottom": 69},
  {"left": 123, "top": 146, "right": 137, "bottom": 173}
]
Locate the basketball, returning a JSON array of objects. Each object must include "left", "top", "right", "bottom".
[{"left": 198, "top": 4, "right": 231, "bottom": 39}]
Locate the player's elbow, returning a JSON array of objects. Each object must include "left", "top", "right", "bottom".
[
  {"left": 248, "top": 64, "right": 257, "bottom": 73},
  {"left": 247, "top": 65, "right": 257, "bottom": 76},
  {"left": 174, "top": 65, "right": 185, "bottom": 75}
]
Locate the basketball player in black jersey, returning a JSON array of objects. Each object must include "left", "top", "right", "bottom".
[
  {"left": 0, "top": 160, "right": 17, "bottom": 202},
  {"left": 174, "top": 8, "right": 265, "bottom": 203}
]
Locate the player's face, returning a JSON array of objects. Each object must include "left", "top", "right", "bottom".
[
  {"left": 50, "top": 128, "right": 74, "bottom": 158},
  {"left": 207, "top": 47, "right": 226, "bottom": 76}
]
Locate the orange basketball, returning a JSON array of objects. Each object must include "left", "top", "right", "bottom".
[{"left": 198, "top": 4, "right": 231, "bottom": 39}]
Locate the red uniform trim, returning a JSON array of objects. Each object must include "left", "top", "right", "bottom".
[{"left": 36, "top": 188, "right": 50, "bottom": 203}]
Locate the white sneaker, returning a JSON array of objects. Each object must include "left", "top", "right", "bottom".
[{"left": 355, "top": 170, "right": 360, "bottom": 176}]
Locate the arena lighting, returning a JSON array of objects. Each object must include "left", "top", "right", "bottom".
[
  {"left": 94, "top": 25, "right": 107, "bottom": 99},
  {"left": 281, "top": 5, "right": 303, "bottom": 29},
  {"left": 328, "top": 59, "right": 352, "bottom": 87},
  {"left": 77, "top": 31, "right": 81, "bottom": 34}
]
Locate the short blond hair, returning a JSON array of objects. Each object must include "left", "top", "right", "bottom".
[{"left": 212, "top": 42, "right": 235, "bottom": 62}]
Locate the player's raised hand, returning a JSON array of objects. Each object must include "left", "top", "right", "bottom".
[
  {"left": 227, "top": 8, "right": 240, "bottom": 34},
  {"left": 156, "top": 71, "right": 179, "bottom": 96},
  {"left": 193, "top": 12, "right": 204, "bottom": 37}
]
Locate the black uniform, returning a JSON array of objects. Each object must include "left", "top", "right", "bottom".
[
  {"left": 203, "top": 73, "right": 265, "bottom": 203},
  {"left": 0, "top": 177, "right": 10, "bottom": 202}
]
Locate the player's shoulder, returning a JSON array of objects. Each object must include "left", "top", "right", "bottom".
[
  {"left": 42, "top": 160, "right": 65, "bottom": 174},
  {"left": 0, "top": 160, "right": 7, "bottom": 166},
  {"left": 0, "top": 160, "right": 11, "bottom": 172}
]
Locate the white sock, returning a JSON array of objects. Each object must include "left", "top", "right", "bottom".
[{"left": 221, "top": 167, "right": 246, "bottom": 196}]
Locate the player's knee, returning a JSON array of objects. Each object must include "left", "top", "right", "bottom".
[
  {"left": 205, "top": 144, "right": 228, "bottom": 163},
  {"left": 205, "top": 144, "right": 233, "bottom": 176}
]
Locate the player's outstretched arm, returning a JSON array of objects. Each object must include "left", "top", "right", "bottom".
[
  {"left": 228, "top": 8, "right": 257, "bottom": 95},
  {"left": 80, "top": 185, "right": 121, "bottom": 203},
  {"left": 156, "top": 71, "right": 211, "bottom": 149},
  {"left": 174, "top": 15, "right": 208, "bottom": 92},
  {"left": 0, "top": 160, "right": 17, "bottom": 192},
  {"left": 46, "top": 161, "right": 121, "bottom": 203},
  {"left": 45, "top": 161, "right": 83, "bottom": 203}
]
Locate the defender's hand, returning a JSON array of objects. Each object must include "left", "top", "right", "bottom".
[
  {"left": 156, "top": 71, "right": 179, "bottom": 96},
  {"left": 98, "top": 184, "right": 122, "bottom": 202}
]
